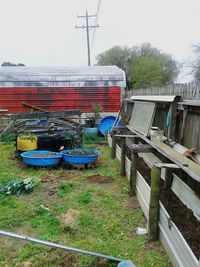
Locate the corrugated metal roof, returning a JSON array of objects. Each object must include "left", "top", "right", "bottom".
[{"left": 0, "top": 66, "right": 126, "bottom": 88}]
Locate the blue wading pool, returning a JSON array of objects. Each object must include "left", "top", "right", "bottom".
[
  {"left": 99, "top": 115, "right": 122, "bottom": 136},
  {"left": 62, "top": 149, "right": 100, "bottom": 164},
  {"left": 21, "top": 150, "right": 62, "bottom": 167}
]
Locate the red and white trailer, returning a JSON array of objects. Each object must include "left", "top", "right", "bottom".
[{"left": 0, "top": 66, "right": 126, "bottom": 114}]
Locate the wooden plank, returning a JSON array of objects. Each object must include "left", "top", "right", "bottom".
[
  {"left": 115, "top": 134, "right": 138, "bottom": 138},
  {"left": 130, "top": 95, "right": 176, "bottom": 103},
  {"left": 126, "top": 125, "right": 200, "bottom": 182},
  {"left": 172, "top": 142, "right": 200, "bottom": 163},
  {"left": 156, "top": 142, "right": 200, "bottom": 177},
  {"left": 10, "top": 110, "right": 82, "bottom": 120},
  {"left": 139, "top": 152, "right": 162, "bottom": 168},
  {"left": 155, "top": 163, "right": 179, "bottom": 169},
  {"left": 22, "top": 102, "right": 47, "bottom": 112}
]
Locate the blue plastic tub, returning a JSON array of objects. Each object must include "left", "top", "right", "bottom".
[
  {"left": 99, "top": 115, "right": 121, "bottom": 136},
  {"left": 21, "top": 150, "right": 62, "bottom": 167},
  {"left": 62, "top": 149, "right": 100, "bottom": 164}
]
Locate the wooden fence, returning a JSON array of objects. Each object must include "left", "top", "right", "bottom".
[
  {"left": 126, "top": 82, "right": 200, "bottom": 101},
  {"left": 125, "top": 82, "right": 200, "bottom": 152}
]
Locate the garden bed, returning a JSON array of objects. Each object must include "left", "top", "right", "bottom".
[{"left": 137, "top": 157, "right": 200, "bottom": 259}]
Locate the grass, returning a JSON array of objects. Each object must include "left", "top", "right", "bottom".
[{"left": 0, "top": 142, "right": 171, "bottom": 267}]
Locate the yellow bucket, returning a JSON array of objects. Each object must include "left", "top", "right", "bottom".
[{"left": 17, "top": 135, "right": 37, "bottom": 151}]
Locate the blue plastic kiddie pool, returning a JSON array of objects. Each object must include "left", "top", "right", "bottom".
[
  {"left": 99, "top": 115, "right": 121, "bottom": 136},
  {"left": 62, "top": 149, "right": 100, "bottom": 164},
  {"left": 21, "top": 150, "right": 62, "bottom": 167}
]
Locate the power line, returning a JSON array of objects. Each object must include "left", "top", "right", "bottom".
[
  {"left": 91, "top": 0, "right": 102, "bottom": 50},
  {"left": 76, "top": 10, "right": 100, "bottom": 66}
]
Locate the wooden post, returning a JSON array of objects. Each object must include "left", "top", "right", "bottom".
[
  {"left": 120, "top": 137, "right": 126, "bottom": 176},
  {"left": 129, "top": 150, "right": 138, "bottom": 196},
  {"left": 111, "top": 133, "right": 116, "bottom": 159},
  {"left": 164, "top": 168, "right": 173, "bottom": 191},
  {"left": 148, "top": 165, "right": 161, "bottom": 241}
]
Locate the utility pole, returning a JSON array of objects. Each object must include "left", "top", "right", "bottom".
[{"left": 76, "top": 10, "right": 100, "bottom": 66}]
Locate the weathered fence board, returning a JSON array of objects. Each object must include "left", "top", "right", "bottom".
[{"left": 126, "top": 82, "right": 200, "bottom": 101}]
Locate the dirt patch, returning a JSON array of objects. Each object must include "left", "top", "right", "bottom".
[
  {"left": 41, "top": 172, "right": 72, "bottom": 183},
  {"left": 86, "top": 175, "right": 114, "bottom": 184},
  {"left": 123, "top": 198, "right": 141, "bottom": 211},
  {"left": 88, "top": 258, "right": 113, "bottom": 267},
  {"left": 48, "top": 252, "right": 76, "bottom": 267},
  {"left": 41, "top": 172, "right": 73, "bottom": 200}
]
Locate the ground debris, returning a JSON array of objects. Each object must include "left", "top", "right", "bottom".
[{"left": 60, "top": 209, "right": 80, "bottom": 228}]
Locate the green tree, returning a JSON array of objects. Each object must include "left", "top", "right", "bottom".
[
  {"left": 96, "top": 46, "right": 133, "bottom": 87},
  {"left": 96, "top": 46, "right": 132, "bottom": 73},
  {"left": 130, "top": 43, "right": 179, "bottom": 88},
  {"left": 96, "top": 43, "right": 179, "bottom": 89}
]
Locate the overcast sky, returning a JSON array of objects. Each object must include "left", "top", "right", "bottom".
[{"left": 0, "top": 0, "right": 199, "bottom": 82}]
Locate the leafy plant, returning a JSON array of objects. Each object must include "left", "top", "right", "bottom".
[
  {"left": 92, "top": 102, "right": 103, "bottom": 124},
  {"left": 0, "top": 177, "right": 36, "bottom": 195},
  {"left": 18, "top": 133, "right": 37, "bottom": 142}
]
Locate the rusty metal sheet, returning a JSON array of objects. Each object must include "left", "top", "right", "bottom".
[{"left": 0, "top": 86, "right": 121, "bottom": 113}]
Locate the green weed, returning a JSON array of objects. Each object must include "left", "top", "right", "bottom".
[
  {"left": 58, "top": 181, "right": 75, "bottom": 198},
  {"left": 75, "top": 191, "right": 92, "bottom": 204}
]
